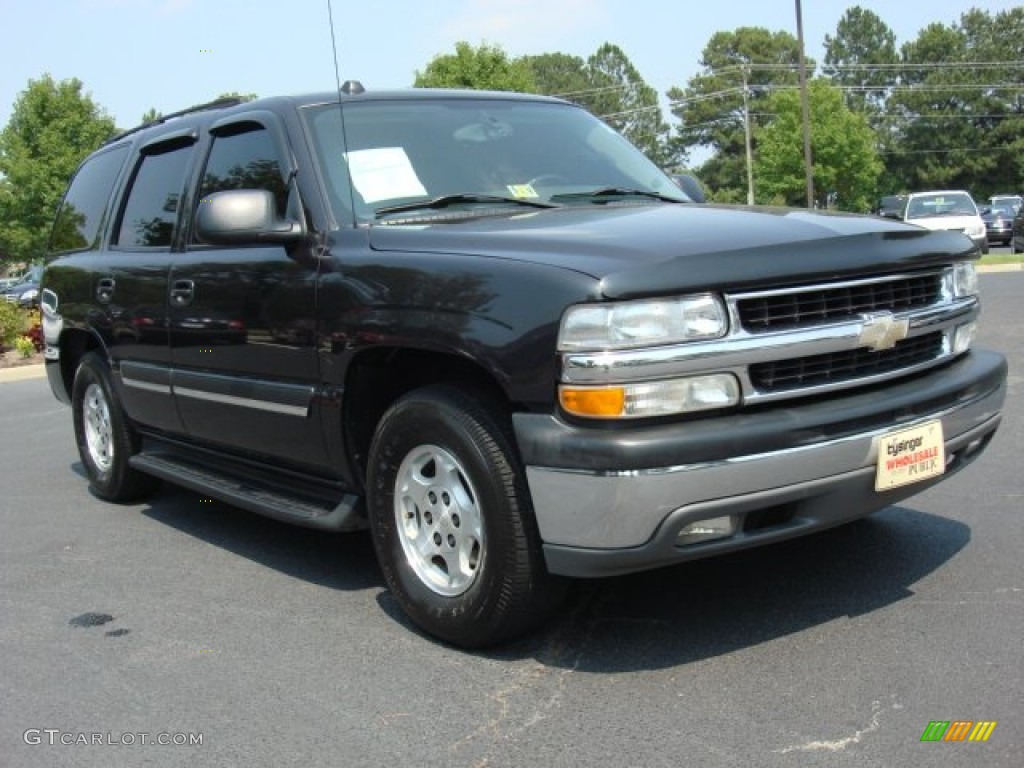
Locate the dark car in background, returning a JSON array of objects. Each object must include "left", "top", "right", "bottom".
[
  {"left": 1, "top": 265, "right": 42, "bottom": 308},
  {"left": 1012, "top": 207, "right": 1024, "bottom": 253},
  {"left": 989, "top": 194, "right": 1022, "bottom": 214},
  {"left": 876, "top": 194, "right": 906, "bottom": 218},
  {"left": 981, "top": 201, "right": 1016, "bottom": 247}
]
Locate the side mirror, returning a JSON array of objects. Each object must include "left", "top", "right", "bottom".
[
  {"left": 196, "top": 189, "right": 304, "bottom": 244},
  {"left": 670, "top": 174, "right": 706, "bottom": 204}
]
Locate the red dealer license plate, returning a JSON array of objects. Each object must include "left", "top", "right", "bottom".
[{"left": 875, "top": 420, "right": 946, "bottom": 491}]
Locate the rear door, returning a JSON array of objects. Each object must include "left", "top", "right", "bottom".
[
  {"left": 101, "top": 132, "right": 198, "bottom": 434},
  {"left": 169, "top": 112, "right": 328, "bottom": 471}
]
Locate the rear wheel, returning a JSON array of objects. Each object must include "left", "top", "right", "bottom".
[
  {"left": 367, "top": 384, "right": 562, "bottom": 648},
  {"left": 72, "top": 352, "right": 160, "bottom": 502}
]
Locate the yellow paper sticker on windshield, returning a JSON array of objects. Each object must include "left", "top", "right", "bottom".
[{"left": 507, "top": 184, "right": 539, "bottom": 199}]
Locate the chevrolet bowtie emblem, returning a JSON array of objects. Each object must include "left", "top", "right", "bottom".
[{"left": 859, "top": 311, "right": 909, "bottom": 351}]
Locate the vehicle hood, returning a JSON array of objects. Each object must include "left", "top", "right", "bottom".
[
  {"left": 907, "top": 214, "right": 983, "bottom": 232},
  {"left": 367, "top": 204, "right": 978, "bottom": 299},
  {"left": 2, "top": 279, "right": 39, "bottom": 295}
]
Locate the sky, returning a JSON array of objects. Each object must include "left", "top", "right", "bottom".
[{"left": 1, "top": 0, "right": 1020, "bottom": 136}]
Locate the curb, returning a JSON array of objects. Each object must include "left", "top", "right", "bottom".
[
  {"left": 977, "top": 263, "right": 1023, "bottom": 272},
  {"left": 0, "top": 363, "right": 46, "bottom": 383}
]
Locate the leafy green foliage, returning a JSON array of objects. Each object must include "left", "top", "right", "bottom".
[
  {"left": 0, "top": 302, "right": 31, "bottom": 349},
  {"left": 667, "top": 27, "right": 812, "bottom": 202},
  {"left": 883, "top": 8, "right": 1024, "bottom": 198},
  {"left": 755, "top": 79, "right": 882, "bottom": 211},
  {"left": 584, "top": 44, "right": 672, "bottom": 166},
  {"left": 823, "top": 6, "right": 898, "bottom": 114},
  {"left": 414, "top": 42, "right": 536, "bottom": 93},
  {"left": 522, "top": 45, "right": 673, "bottom": 165},
  {"left": 520, "top": 52, "right": 591, "bottom": 99},
  {"left": 0, "top": 75, "right": 116, "bottom": 264},
  {"left": 14, "top": 335, "right": 35, "bottom": 358}
]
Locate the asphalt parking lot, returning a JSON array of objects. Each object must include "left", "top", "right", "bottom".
[{"left": 1, "top": 273, "right": 1021, "bottom": 768}]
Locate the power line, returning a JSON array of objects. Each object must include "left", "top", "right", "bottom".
[
  {"left": 707, "top": 60, "right": 1024, "bottom": 77},
  {"left": 551, "top": 83, "right": 637, "bottom": 99},
  {"left": 880, "top": 145, "right": 1018, "bottom": 155},
  {"left": 669, "top": 81, "right": 1024, "bottom": 108}
]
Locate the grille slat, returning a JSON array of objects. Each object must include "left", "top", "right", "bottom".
[
  {"left": 738, "top": 274, "right": 942, "bottom": 332},
  {"left": 750, "top": 332, "right": 944, "bottom": 391}
]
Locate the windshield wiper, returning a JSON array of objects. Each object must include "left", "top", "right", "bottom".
[
  {"left": 550, "top": 187, "right": 686, "bottom": 204},
  {"left": 375, "top": 194, "right": 558, "bottom": 217}
]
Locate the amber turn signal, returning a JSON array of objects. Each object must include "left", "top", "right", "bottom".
[{"left": 559, "top": 386, "right": 626, "bottom": 418}]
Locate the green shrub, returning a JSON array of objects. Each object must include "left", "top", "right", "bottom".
[
  {"left": 0, "top": 301, "right": 31, "bottom": 349},
  {"left": 15, "top": 335, "right": 35, "bottom": 358}
]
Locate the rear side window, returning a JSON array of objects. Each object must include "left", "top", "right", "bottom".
[
  {"left": 115, "top": 141, "right": 195, "bottom": 248},
  {"left": 198, "top": 125, "right": 288, "bottom": 222},
  {"left": 49, "top": 144, "right": 129, "bottom": 254}
]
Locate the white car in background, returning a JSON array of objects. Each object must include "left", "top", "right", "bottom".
[{"left": 900, "top": 190, "right": 988, "bottom": 254}]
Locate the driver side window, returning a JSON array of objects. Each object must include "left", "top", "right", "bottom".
[{"left": 197, "top": 125, "right": 288, "bottom": 232}]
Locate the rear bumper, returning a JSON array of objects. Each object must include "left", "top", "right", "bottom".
[{"left": 513, "top": 350, "right": 1006, "bottom": 577}]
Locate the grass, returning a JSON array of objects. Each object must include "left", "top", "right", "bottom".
[{"left": 979, "top": 253, "right": 1023, "bottom": 265}]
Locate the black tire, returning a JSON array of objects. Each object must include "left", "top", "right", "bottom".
[
  {"left": 72, "top": 351, "right": 160, "bottom": 502},
  {"left": 367, "top": 384, "right": 563, "bottom": 648}
]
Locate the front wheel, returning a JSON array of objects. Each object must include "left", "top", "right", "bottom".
[
  {"left": 367, "top": 385, "right": 562, "bottom": 648},
  {"left": 72, "top": 352, "right": 160, "bottom": 502}
]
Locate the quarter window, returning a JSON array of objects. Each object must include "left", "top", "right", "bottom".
[{"left": 50, "top": 144, "right": 129, "bottom": 253}]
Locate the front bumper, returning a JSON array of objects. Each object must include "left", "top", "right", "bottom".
[
  {"left": 514, "top": 350, "right": 1006, "bottom": 577},
  {"left": 985, "top": 225, "right": 1012, "bottom": 243}
]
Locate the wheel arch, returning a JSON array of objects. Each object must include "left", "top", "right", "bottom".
[
  {"left": 54, "top": 327, "right": 108, "bottom": 402},
  {"left": 343, "top": 346, "right": 517, "bottom": 492}
]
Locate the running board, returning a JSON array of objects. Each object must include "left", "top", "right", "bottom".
[{"left": 130, "top": 452, "right": 365, "bottom": 531}]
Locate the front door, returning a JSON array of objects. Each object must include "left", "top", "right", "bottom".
[{"left": 169, "top": 116, "right": 328, "bottom": 472}]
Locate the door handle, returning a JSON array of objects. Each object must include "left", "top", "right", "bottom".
[
  {"left": 96, "top": 277, "right": 116, "bottom": 303},
  {"left": 170, "top": 279, "right": 195, "bottom": 307}
]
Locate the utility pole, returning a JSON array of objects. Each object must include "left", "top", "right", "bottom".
[
  {"left": 741, "top": 65, "right": 755, "bottom": 206},
  {"left": 795, "top": 0, "right": 814, "bottom": 209}
]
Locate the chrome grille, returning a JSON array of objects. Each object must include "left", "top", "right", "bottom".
[
  {"left": 750, "top": 332, "right": 944, "bottom": 391},
  {"left": 737, "top": 273, "right": 942, "bottom": 332}
]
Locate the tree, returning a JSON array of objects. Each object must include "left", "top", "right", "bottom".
[
  {"left": 215, "top": 91, "right": 258, "bottom": 103},
  {"left": 414, "top": 42, "right": 536, "bottom": 93},
  {"left": 584, "top": 44, "right": 672, "bottom": 165},
  {"left": 523, "top": 46, "right": 674, "bottom": 165},
  {"left": 823, "top": 6, "right": 898, "bottom": 114},
  {"left": 755, "top": 79, "right": 881, "bottom": 212},
  {"left": 667, "top": 27, "right": 812, "bottom": 201},
  {"left": 520, "top": 52, "right": 591, "bottom": 100},
  {"left": 884, "top": 9, "right": 1024, "bottom": 197},
  {"left": 0, "top": 75, "right": 116, "bottom": 264}
]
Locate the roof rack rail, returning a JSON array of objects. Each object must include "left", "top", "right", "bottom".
[{"left": 106, "top": 96, "right": 247, "bottom": 145}]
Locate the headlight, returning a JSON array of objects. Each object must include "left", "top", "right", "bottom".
[
  {"left": 967, "top": 223, "right": 985, "bottom": 238},
  {"left": 19, "top": 288, "right": 38, "bottom": 302},
  {"left": 949, "top": 262, "right": 978, "bottom": 298},
  {"left": 558, "top": 294, "right": 727, "bottom": 351}
]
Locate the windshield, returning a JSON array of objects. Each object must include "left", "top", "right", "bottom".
[
  {"left": 987, "top": 203, "right": 1016, "bottom": 217},
  {"left": 304, "top": 98, "right": 687, "bottom": 224},
  {"left": 905, "top": 193, "right": 978, "bottom": 219}
]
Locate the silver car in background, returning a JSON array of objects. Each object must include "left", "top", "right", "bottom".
[{"left": 900, "top": 190, "right": 988, "bottom": 255}]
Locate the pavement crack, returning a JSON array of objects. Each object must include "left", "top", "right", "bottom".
[{"left": 773, "top": 697, "right": 901, "bottom": 754}]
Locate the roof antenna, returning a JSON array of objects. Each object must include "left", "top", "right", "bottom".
[{"left": 326, "top": 0, "right": 359, "bottom": 226}]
